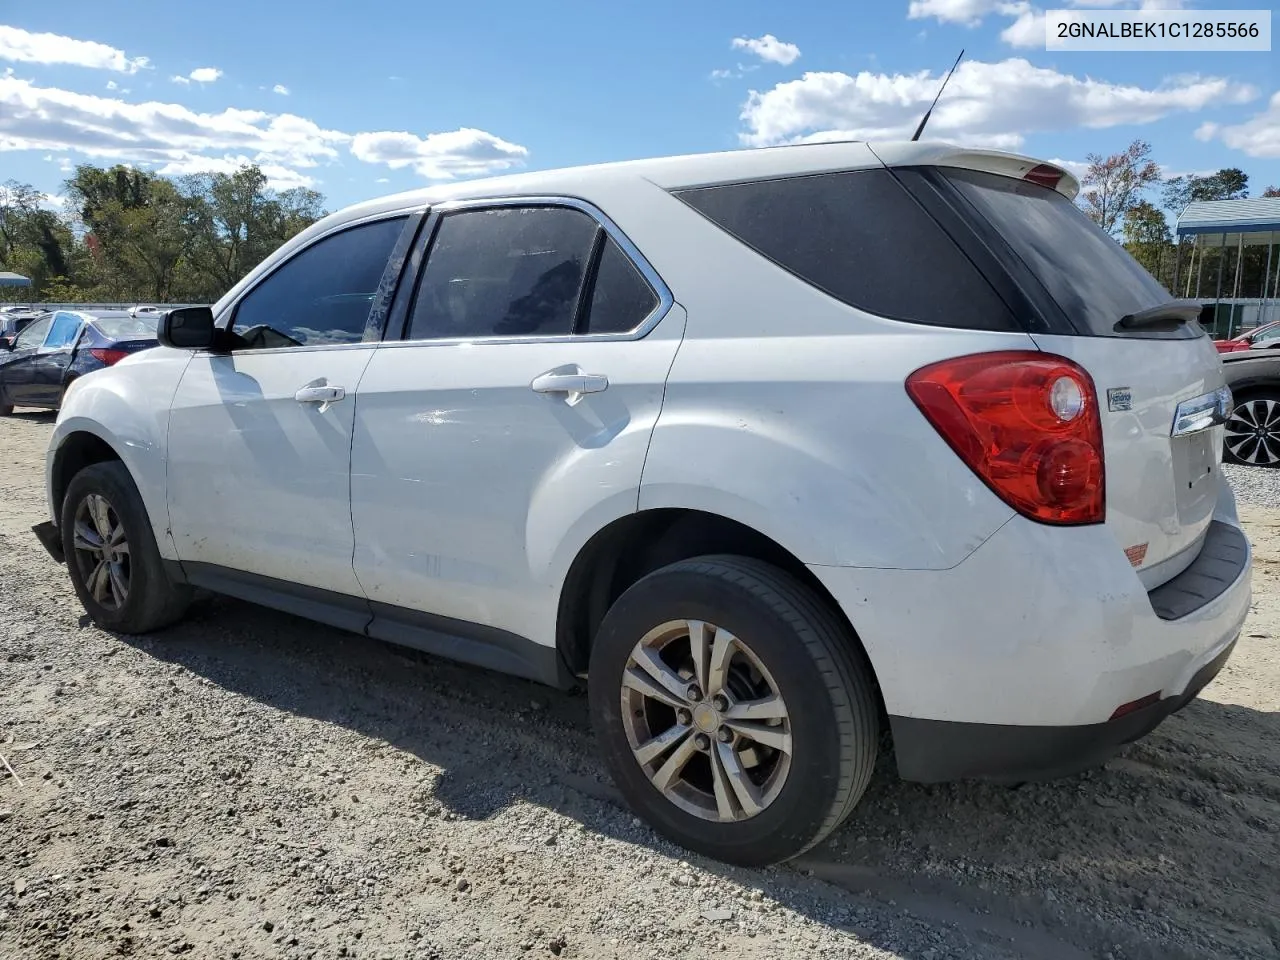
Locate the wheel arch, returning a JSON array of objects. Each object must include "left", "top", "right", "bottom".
[
  {"left": 50, "top": 429, "right": 125, "bottom": 522},
  {"left": 555, "top": 507, "right": 886, "bottom": 718},
  {"left": 1227, "top": 376, "right": 1280, "bottom": 399}
]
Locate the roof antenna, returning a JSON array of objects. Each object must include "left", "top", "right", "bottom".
[{"left": 911, "top": 48, "right": 964, "bottom": 142}]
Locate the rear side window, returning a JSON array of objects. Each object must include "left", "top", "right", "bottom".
[
  {"left": 673, "top": 169, "right": 1017, "bottom": 331},
  {"left": 94, "top": 317, "right": 159, "bottom": 341},
  {"left": 941, "top": 169, "right": 1178, "bottom": 339},
  {"left": 583, "top": 237, "right": 660, "bottom": 335},
  {"left": 409, "top": 207, "right": 599, "bottom": 340}
]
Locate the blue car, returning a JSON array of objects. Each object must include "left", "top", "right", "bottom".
[{"left": 0, "top": 309, "right": 160, "bottom": 415}]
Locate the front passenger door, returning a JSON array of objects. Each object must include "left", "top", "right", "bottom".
[
  {"left": 0, "top": 314, "right": 53, "bottom": 406},
  {"left": 166, "top": 213, "right": 417, "bottom": 609},
  {"left": 27, "top": 311, "right": 84, "bottom": 406}
]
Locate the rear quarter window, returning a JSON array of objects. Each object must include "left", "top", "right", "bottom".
[
  {"left": 672, "top": 169, "right": 1019, "bottom": 332},
  {"left": 939, "top": 168, "right": 1187, "bottom": 339}
]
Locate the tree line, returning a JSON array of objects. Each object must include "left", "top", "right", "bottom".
[
  {"left": 3, "top": 148, "right": 1279, "bottom": 307},
  {"left": 0, "top": 164, "right": 325, "bottom": 304},
  {"left": 1079, "top": 139, "right": 1280, "bottom": 300}
]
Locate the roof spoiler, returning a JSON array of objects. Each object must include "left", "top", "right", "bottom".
[{"left": 868, "top": 144, "right": 1080, "bottom": 201}]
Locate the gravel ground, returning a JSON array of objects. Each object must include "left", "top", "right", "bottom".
[
  {"left": 1222, "top": 463, "right": 1280, "bottom": 508},
  {"left": 2, "top": 409, "right": 1278, "bottom": 960}
]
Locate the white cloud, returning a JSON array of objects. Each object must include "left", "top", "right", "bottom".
[
  {"left": 0, "top": 75, "right": 345, "bottom": 170},
  {"left": 272, "top": 84, "right": 290, "bottom": 96},
  {"left": 999, "top": 3, "right": 1046, "bottom": 46},
  {"left": 907, "top": 0, "right": 1006, "bottom": 24},
  {"left": 349, "top": 127, "right": 529, "bottom": 179},
  {"left": 0, "top": 25, "right": 149, "bottom": 73},
  {"left": 1195, "top": 91, "right": 1280, "bottom": 158},
  {"left": 0, "top": 77, "right": 529, "bottom": 189},
  {"left": 172, "top": 67, "right": 222, "bottom": 85},
  {"left": 154, "top": 153, "right": 317, "bottom": 190},
  {"left": 739, "top": 58, "right": 1256, "bottom": 149},
  {"left": 374, "top": 177, "right": 389, "bottom": 183},
  {"left": 106, "top": 79, "right": 118, "bottom": 90},
  {"left": 730, "top": 34, "right": 801, "bottom": 66}
]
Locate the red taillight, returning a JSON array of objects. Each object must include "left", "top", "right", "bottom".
[
  {"left": 1023, "top": 164, "right": 1064, "bottom": 189},
  {"left": 90, "top": 348, "right": 129, "bottom": 366},
  {"left": 906, "top": 351, "right": 1105, "bottom": 525}
]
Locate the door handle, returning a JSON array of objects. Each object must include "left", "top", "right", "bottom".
[
  {"left": 295, "top": 383, "right": 346, "bottom": 413},
  {"left": 530, "top": 371, "right": 608, "bottom": 405}
]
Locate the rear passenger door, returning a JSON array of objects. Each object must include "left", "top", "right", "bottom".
[{"left": 350, "top": 200, "right": 685, "bottom": 650}]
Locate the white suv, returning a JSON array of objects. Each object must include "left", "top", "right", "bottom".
[{"left": 33, "top": 142, "right": 1252, "bottom": 866}]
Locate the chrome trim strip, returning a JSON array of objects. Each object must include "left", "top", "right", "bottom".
[{"left": 1171, "top": 386, "right": 1232, "bottom": 437}]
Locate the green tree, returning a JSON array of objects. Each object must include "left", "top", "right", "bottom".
[
  {"left": 65, "top": 165, "right": 203, "bottom": 302},
  {"left": 1162, "top": 168, "right": 1250, "bottom": 212},
  {"left": 179, "top": 166, "right": 325, "bottom": 299},
  {"left": 1122, "top": 200, "right": 1172, "bottom": 282},
  {"left": 1079, "top": 139, "right": 1161, "bottom": 235},
  {"left": 0, "top": 181, "right": 75, "bottom": 292}
]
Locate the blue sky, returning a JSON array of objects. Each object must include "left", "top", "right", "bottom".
[{"left": 1, "top": 0, "right": 1276, "bottom": 216}]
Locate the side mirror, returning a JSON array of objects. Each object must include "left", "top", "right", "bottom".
[{"left": 159, "top": 306, "right": 216, "bottom": 350}]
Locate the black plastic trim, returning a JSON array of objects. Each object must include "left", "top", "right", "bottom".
[
  {"left": 1147, "top": 520, "right": 1249, "bottom": 621},
  {"left": 890, "top": 638, "right": 1237, "bottom": 783},
  {"left": 367, "top": 601, "right": 571, "bottom": 688},
  {"left": 363, "top": 210, "right": 428, "bottom": 342},
  {"left": 32, "top": 520, "right": 64, "bottom": 563},
  {"left": 172, "top": 562, "right": 571, "bottom": 689},
  {"left": 182, "top": 562, "right": 373, "bottom": 635}
]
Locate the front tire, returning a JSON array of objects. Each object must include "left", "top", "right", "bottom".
[
  {"left": 588, "top": 555, "right": 878, "bottom": 867},
  {"left": 1224, "top": 390, "right": 1280, "bottom": 467},
  {"left": 60, "top": 461, "right": 192, "bottom": 633}
]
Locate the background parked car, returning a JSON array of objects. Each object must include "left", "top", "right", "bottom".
[
  {"left": 1216, "top": 318, "right": 1280, "bottom": 354},
  {"left": 0, "top": 309, "right": 159, "bottom": 415},
  {"left": 1222, "top": 349, "right": 1280, "bottom": 466},
  {"left": 0, "top": 306, "right": 49, "bottom": 348}
]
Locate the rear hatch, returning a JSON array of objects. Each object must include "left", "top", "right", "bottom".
[{"left": 912, "top": 159, "right": 1226, "bottom": 588}]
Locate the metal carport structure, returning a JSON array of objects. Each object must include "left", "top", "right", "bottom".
[{"left": 1174, "top": 197, "right": 1280, "bottom": 337}]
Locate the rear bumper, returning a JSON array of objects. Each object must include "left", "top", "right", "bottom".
[
  {"left": 807, "top": 481, "right": 1252, "bottom": 780},
  {"left": 889, "top": 637, "right": 1236, "bottom": 783}
]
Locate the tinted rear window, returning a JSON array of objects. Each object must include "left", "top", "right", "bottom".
[
  {"left": 941, "top": 169, "right": 1179, "bottom": 338},
  {"left": 673, "top": 169, "right": 1018, "bottom": 331},
  {"left": 93, "top": 317, "right": 159, "bottom": 340}
]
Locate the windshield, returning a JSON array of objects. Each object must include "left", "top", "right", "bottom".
[
  {"left": 941, "top": 169, "right": 1184, "bottom": 339},
  {"left": 93, "top": 317, "right": 159, "bottom": 340}
]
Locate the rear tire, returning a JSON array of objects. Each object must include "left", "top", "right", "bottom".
[
  {"left": 0, "top": 403, "right": 12, "bottom": 417},
  {"left": 1223, "top": 390, "right": 1280, "bottom": 468},
  {"left": 588, "top": 555, "right": 878, "bottom": 867},
  {"left": 60, "top": 461, "right": 192, "bottom": 633}
]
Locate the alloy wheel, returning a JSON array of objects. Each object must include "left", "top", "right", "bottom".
[
  {"left": 71, "top": 493, "right": 131, "bottom": 611},
  {"left": 620, "top": 619, "right": 792, "bottom": 822},
  {"left": 1225, "top": 397, "right": 1280, "bottom": 466}
]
